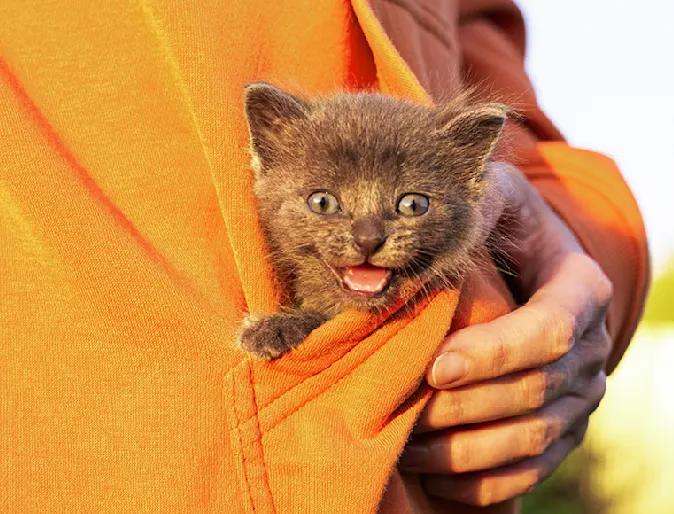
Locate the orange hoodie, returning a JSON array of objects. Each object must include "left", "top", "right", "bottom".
[{"left": 0, "top": 1, "right": 647, "bottom": 513}]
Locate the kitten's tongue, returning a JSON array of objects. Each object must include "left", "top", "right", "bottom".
[{"left": 342, "top": 265, "right": 392, "bottom": 294}]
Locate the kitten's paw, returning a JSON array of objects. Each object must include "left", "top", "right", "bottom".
[
  {"left": 237, "top": 316, "right": 294, "bottom": 360},
  {"left": 236, "top": 312, "right": 325, "bottom": 360}
]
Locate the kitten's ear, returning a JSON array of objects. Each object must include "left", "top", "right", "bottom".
[
  {"left": 244, "top": 82, "right": 310, "bottom": 171},
  {"left": 438, "top": 104, "right": 509, "bottom": 166}
]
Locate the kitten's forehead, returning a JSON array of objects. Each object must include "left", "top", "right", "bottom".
[
  {"left": 339, "top": 180, "right": 387, "bottom": 216},
  {"left": 313, "top": 93, "right": 434, "bottom": 143},
  {"left": 298, "top": 95, "right": 438, "bottom": 182},
  {"left": 262, "top": 92, "right": 489, "bottom": 204}
]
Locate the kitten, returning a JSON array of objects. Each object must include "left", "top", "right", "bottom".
[{"left": 237, "top": 82, "right": 507, "bottom": 359}]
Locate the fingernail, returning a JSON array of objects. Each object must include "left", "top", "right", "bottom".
[
  {"left": 432, "top": 352, "right": 469, "bottom": 388},
  {"left": 399, "top": 445, "right": 429, "bottom": 471}
]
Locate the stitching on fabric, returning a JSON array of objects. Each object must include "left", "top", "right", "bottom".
[
  {"left": 229, "top": 368, "right": 257, "bottom": 513},
  {"left": 247, "top": 362, "right": 278, "bottom": 514}
]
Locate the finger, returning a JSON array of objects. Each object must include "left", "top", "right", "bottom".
[
  {"left": 418, "top": 334, "right": 608, "bottom": 432},
  {"left": 543, "top": 325, "right": 611, "bottom": 399},
  {"left": 428, "top": 253, "right": 612, "bottom": 390},
  {"left": 417, "top": 369, "right": 550, "bottom": 432},
  {"left": 401, "top": 376, "right": 604, "bottom": 474},
  {"left": 582, "top": 322, "right": 612, "bottom": 376},
  {"left": 422, "top": 422, "right": 588, "bottom": 506}
]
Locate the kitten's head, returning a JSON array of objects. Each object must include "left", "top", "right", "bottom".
[{"left": 244, "top": 82, "right": 507, "bottom": 314}]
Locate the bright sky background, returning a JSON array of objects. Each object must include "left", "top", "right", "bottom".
[{"left": 517, "top": 1, "right": 674, "bottom": 274}]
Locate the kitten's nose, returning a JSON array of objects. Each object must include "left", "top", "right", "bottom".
[{"left": 352, "top": 219, "right": 386, "bottom": 256}]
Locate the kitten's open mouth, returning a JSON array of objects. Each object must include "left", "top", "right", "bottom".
[{"left": 340, "top": 264, "right": 393, "bottom": 298}]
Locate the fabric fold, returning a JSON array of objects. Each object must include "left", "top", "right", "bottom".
[{"left": 1, "top": 1, "right": 515, "bottom": 513}]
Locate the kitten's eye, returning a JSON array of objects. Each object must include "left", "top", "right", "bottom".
[
  {"left": 397, "top": 193, "right": 430, "bottom": 217},
  {"left": 307, "top": 191, "right": 341, "bottom": 215}
]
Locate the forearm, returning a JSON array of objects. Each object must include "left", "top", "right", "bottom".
[
  {"left": 458, "top": 0, "right": 650, "bottom": 371},
  {"left": 518, "top": 145, "right": 649, "bottom": 372}
]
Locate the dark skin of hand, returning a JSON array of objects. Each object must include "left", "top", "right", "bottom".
[{"left": 399, "top": 165, "right": 613, "bottom": 506}]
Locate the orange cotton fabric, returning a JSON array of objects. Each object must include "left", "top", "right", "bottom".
[{"left": 0, "top": 2, "right": 645, "bottom": 514}]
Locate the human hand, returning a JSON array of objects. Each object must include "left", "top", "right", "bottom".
[{"left": 399, "top": 165, "right": 613, "bottom": 506}]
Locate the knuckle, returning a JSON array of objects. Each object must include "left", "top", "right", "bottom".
[
  {"left": 522, "top": 369, "right": 548, "bottom": 409},
  {"left": 490, "top": 334, "right": 510, "bottom": 376},
  {"left": 568, "top": 422, "right": 589, "bottom": 449},
  {"left": 447, "top": 393, "right": 466, "bottom": 425},
  {"left": 435, "top": 391, "right": 466, "bottom": 426},
  {"left": 580, "top": 254, "right": 614, "bottom": 309},
  {"left": 523, "top": 468, "right": 543, "bottom": 493},
  {"left": 594, "top": 268, "right": 614, "bottom": 308},
  {"left": 449, "top": 436, "right": 471, "bottom": 472},
  {"left": 540, "top": 363, "right": 565, "bottom": 401},
  {"left": 589, "top": 373, "right": 607, "bottom": 410},
  {"left": 550, "top": 306, "right": 576, "bottom": 357},
  {"left": 581, "top": 327, "right": 612, "bottom": 372},
  {"left": 598, "top": 372, "right": 608, "bottom": 398},
  {"left": 526, "top": 418, "right": 554, "bottom": 457},
  {"left": 591, "top": 326, "right": 613, "bottom": 361},
  {"left": 473, "top": 493, "right": 494, "bottom": 507},
  {"left": 471, "top": 480, "right": 495, "bottom": 507}
]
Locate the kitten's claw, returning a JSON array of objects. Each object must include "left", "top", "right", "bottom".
[{"left": 236, "top": 312, "right": 326, "bottom": 360}]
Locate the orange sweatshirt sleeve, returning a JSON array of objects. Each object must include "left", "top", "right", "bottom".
[{"left": 458, "top": 0, "right": 650, "bottom": 372}]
